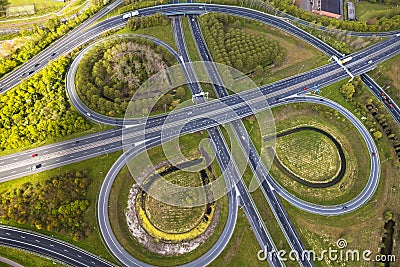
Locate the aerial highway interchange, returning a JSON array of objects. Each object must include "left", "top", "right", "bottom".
[{"left": 0, "top": 1, "right": 399, "bottom": 266}]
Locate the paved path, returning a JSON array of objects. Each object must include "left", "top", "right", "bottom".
[{"left": 0, "top": 256, "right": 24, "bottom": 267}]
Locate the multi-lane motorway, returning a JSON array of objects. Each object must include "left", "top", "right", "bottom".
[{"left": 0, "top": 2, "right": 399, "bottom": 266}]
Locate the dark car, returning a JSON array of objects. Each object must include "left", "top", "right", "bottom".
[{"left": 30, "top": 164, "right": 41, "bottom": 171}]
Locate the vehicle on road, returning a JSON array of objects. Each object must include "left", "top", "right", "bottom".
[
  {"left": 30, "top": 164, "right": 41, "bottom": 171},
  {"left": 32, "top": 153, "right": 38, "bottom": 157},
  {"left": 122, "top": 10, "right": 139, "bottom": 19}
]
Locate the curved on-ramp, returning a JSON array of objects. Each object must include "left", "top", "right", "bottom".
[
  {"left": 269, "top": 95, "right": 380, "bottom": 215},
  {"left": 97, "top": 137, "right": 238, "bottom": 267}
]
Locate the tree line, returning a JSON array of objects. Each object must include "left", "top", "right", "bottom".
[
  {"left": 126, "top": 12, "right": 171, "bottom": 31},
  {"left": 0, "top": 170, "right": 92, "bottom": 241},
  {"left": 201, "top": 13, "right": 285, "bottom": 74},
  {"left": 0, "top": 57, "right": 91, "bottom": 151}
]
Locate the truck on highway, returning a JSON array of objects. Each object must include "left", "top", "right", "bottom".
[
  {"left": 340, "top": 56, "right": 353, "bottom": 64},
  {"left": 122, "top": 10, "right": 139, "bottom": 19}
]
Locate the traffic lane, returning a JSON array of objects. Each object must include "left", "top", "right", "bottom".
[
  {"left": 0, "top": 227, "right": 114, "bottom": 267},
  {"left": 208, "top": 127, "right": 283, "bottom": 266},
  {"left": 0, "top": 128, "right": 121, "bottom": 164},
  {"left": 361, "top": 74, "right": 400, "bottom": 124}
]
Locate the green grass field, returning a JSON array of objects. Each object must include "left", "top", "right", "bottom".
[
  {"left": 276, "top": 129, "right": 340, "bottom": 183},
  {"left": 116, "top": 24, "right": 177, "bottom": 52},
  {"left": 355, "top": 1, "right": 400, "bottom": 22},
  {"left": 262, "top": 103, "right": 370, "bottom": 205},
  {"left": 7, "top": 0, "right": 65, "bottom": 16}
]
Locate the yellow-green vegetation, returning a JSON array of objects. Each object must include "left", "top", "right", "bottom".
[
  {"left": 261, "top": 103, "right": 369, "bottom": 205},
  {"left": 0, "top": 57, "right": 93, "bottom": 154},
  {"left": 137, "top": 200, "right": 214, "bottom": 242},
  {"left": 208, "top": 209, "right": 266, "bottom": 267},
  {"left": 143, "top": 170, "right": 207, "bottom": 234},
  {"left": 275, "top": 130, "right": 340, "bottom": 183},
  {"left": 5, "top": 0, "right": 65, "bottom": 17},
  {"left": 108, "top": 132, "right": 230, "bottom": 265}
]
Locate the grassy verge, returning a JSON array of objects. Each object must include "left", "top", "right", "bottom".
[
  {"left": 0, "top": 246, "right": 65, "bottom": 267},
  {"left": 6, "top": 0, "right": 65, "bottom": 16},
  {"left": 355, "top": 1, "right": 400, "bottom": 22},
  {"left": 181, "top": 18, "right": 202, "bottom": 62},
  {"left": 116, "top": 24, "right": 177, "bottom": 51},
  {"left": 275, "top": 129, "right": 340, "bottom": 183},
  {"left": 0, "top": 151, "right": 123, "bottom": 264}
]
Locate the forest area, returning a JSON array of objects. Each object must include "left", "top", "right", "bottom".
[{"left": 0, "top": 170, "right": 92, "bottom": 241}]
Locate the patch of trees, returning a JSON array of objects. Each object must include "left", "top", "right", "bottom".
[
  {"left": 76, "top": 37, "right": 174, "bottom": 117},
  {"left": 0, "top": 4, "right": 106, "bottom": 78},
  {"left": 267, "top": 0, "right": 400, "bottom": 32},
  {"left": 127, "top": 12, "right": 171, "bottom": 31},
  {"left": 0, "top": 57, "right": 91, "bottom": 151},
  {"left": 201, "top": 14, "right": 285, "bottom": 74},
  {"left": 0, "top": 170, "right": 92, "bottom": 241}
]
